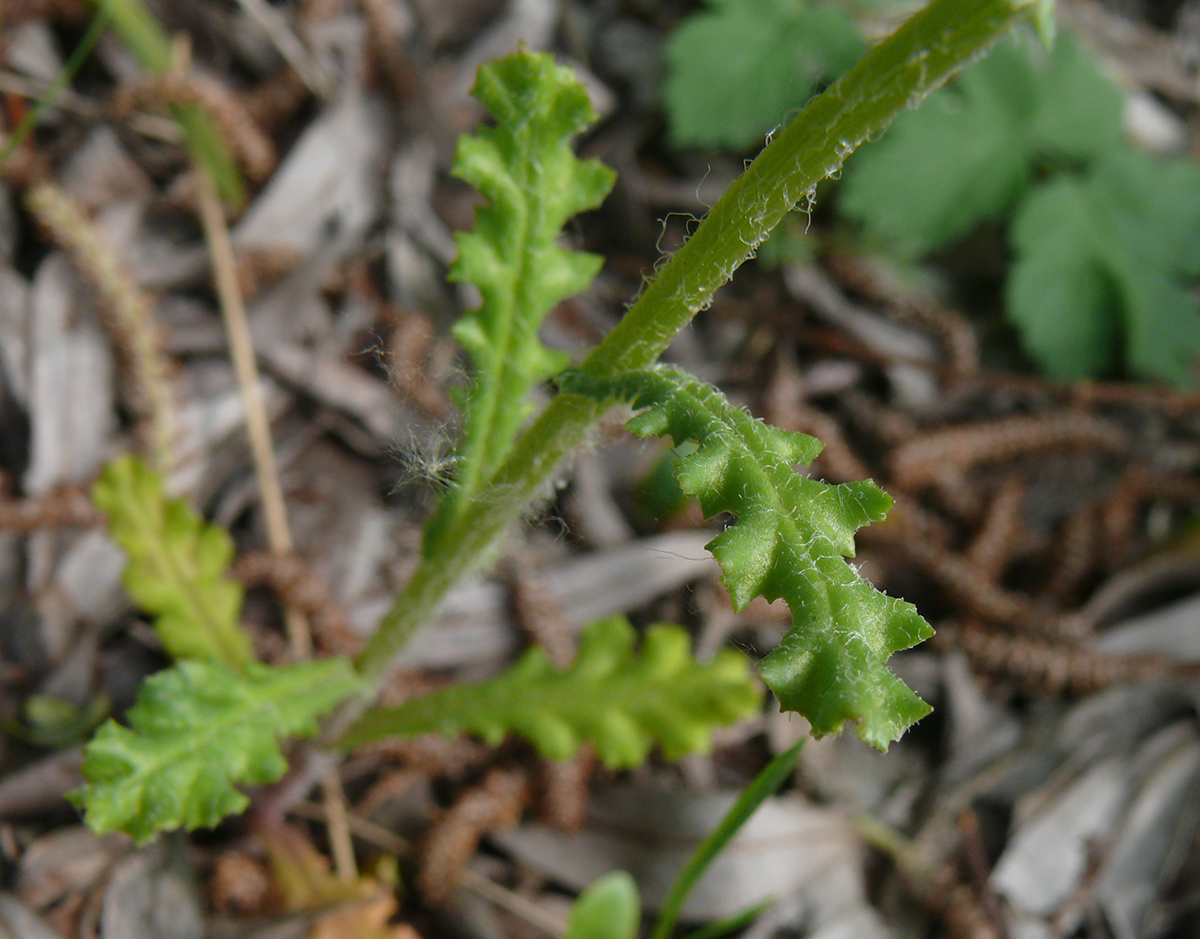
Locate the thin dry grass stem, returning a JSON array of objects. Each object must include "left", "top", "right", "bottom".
[
  {"left": 944, "top": 622, "right": 1191, "bottom": 696},
  {"left": 290, "top": 800, "right": 568, "bottom": 936},
  {"left": 889, "top": 415, "right": 1126, "bottom": 490},
  {"left": 0, "top": 485, "right": 103, "bottom": 532},
  {"left": 115, "top": 54, "right": 277, "bottom": 182},
  {"left": 321, "top": 767, "right": 358, "bottom": 882},
  {"left": 25, "top": 182, "right": 176, "bottom": 468},
  {"left": 966, "top": 476, "right": 1027, "bottom": 583},
  {"left": 231, "top": 0, "right": 331, "bottom": 97},
  {"left": 418, "top": 765, "right": 534, "bottom": 904},
  {"left": 232, "top": 550, "right": 359, "bottom": 655},
  {"left": 195, "top": 170, "right": 311, "bottom": 659}
]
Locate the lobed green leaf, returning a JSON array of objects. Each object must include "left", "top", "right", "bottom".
[
  {"left": 840, "top": 32, "right": 1122, "bottom": 257},
  {"left": 72, "top": 658, "right": 364, "bottom": 843},
  {"left": 561, "top": 367, "right": 933, "bottom": 749},
  {"left": 1008, "top": 150, "right": 1200, "bottom": 386},
  {"left": 92, "top": 456, "right": 252, "bottom": 670},
  {"left": 424, "top": 51, "right": 616, "bottom": 554},
  {"left": 339, "top": 616, "right": 761, "bottom": 767}
]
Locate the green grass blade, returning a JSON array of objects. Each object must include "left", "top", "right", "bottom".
[
  {"left": 649, "top": 740, "right": 804, "bottom": 939},
  {"left": 0, "top": 10, "right": 110, "bottom": 170},
  {"left": 88, "top": 0, "right": 246, "bottom": 208}
]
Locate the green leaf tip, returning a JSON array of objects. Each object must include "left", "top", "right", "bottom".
[
  {"left": 92, "top": 455, "right": 252, "bottom": 670},
  {"left": 72, "top": 657, "right": 364, "bottom": 843},
  {"left": 1022, "top": 0, "right": 1057, "bottom": 48},
  {"left": 424, "top": 50, "right": 616, "bottom": 555},
  {"left": 563, "top": 872, "right": 641, "bottom": 939},
  {"left": 561, "top": 366, "right": 933, "bottom": 750},
  {"left": 338, "top": 615, "right": 761, "bottom": 767}
]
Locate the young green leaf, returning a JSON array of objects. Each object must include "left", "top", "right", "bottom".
[
  {"left": 92, "top": 456, "right": 252, "bottom": 670},
  {"left": 563, "top": 872, "right": 641, "bottom": 939},
  {"left": 561, "top": 367, "right": 932, "bottom": 749},
  {"left": 840, "top": 32, "right": 1122, "bottom": 257},
  {"left": 339, "top": 616, "right": 761, "bottom": 767},
  {"left": 72, "top": 658, "right": 363, "bottom": 843},
  {"left": 1008, "top": 150, "right": 1200, "bottom": 386},
  {"left": 664, "top": 0, "right": 864, "bottom": 151},
  {"left": 423, "top": 51, "right": 616, "bottom": 554}
]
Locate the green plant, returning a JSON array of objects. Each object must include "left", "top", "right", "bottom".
[
  {"left": 71, "top": 0, "right": 1051, "bottom": 870},
  {"left": 839, "top": 30, "right": 1200, "bottom": 385},
  {"left": 663, "top": 0, "right": 865, "bottom": 151}
]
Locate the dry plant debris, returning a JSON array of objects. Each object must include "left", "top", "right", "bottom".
[{"left": 1, "top": 0, "right": 1200, "bottom": 938}]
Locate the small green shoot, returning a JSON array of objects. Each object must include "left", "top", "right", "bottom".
[{"left": 421, "top": 52, "right": 616, "bottom": 554}]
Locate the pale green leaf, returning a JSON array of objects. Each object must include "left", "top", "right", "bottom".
[
  {"left": 563, "top": 872, "right": 640, "bottom": 939},
  {"left": 72, "top": 658, "right": 364, "bottom": 843},
  {"left": 339, "top": 616, "right": 761, "bottom": 767},
  {"left": 91, "top": 456, "right": 252, "bottom": 670},
  {"left": 664, "top": 0, "right": 864, "bottom": 151},
  {"left": 562, "top": 367, "right": 932, "bottom": 749}
]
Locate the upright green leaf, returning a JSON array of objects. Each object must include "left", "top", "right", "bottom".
[
  {"left": 664, "top": 0, "right": 864, "bottom": 151},
  {"left": 840, "top": 32, "right": 1122, "bottom": 257},
  {"left": 92, "top": 456, "right": 252, "bottom": 670},
  {"left": 423, "top": 51, "right": 616, "bottom": 554},
  {"left": 562, "top": 367, "right": 932, "bottom": 749},
  {"left": 72, "top": 658, "right": 364, "bottom": 843},
  {"left": 340, "top": 616, "right": 761, "bottom": 767}
]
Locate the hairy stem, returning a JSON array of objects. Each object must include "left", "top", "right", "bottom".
[{"left": 355, "top": 0, "right": 1051, "bottom": 681}]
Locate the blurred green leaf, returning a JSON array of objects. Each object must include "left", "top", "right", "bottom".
[
  {"left": 664, "top": 0, "right": 864, "bottom": 151},
  {"left": 1008, "top": 150, "right": 1200, "bottom": 385},
  {"left": 92, "top": 456, "right": 252, "bottom": 670},
  {"left": 563, "top": 872, "right": 641, "bottom": 939},
  {"left": 840, "top": 32, "right": 1122, "bottom": 256},
  {"left": 73, "top": 658, "right": 363, "bottom": 843},
  {"left": 340, "top": 616, "right": 762, "bottom": 768}
]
